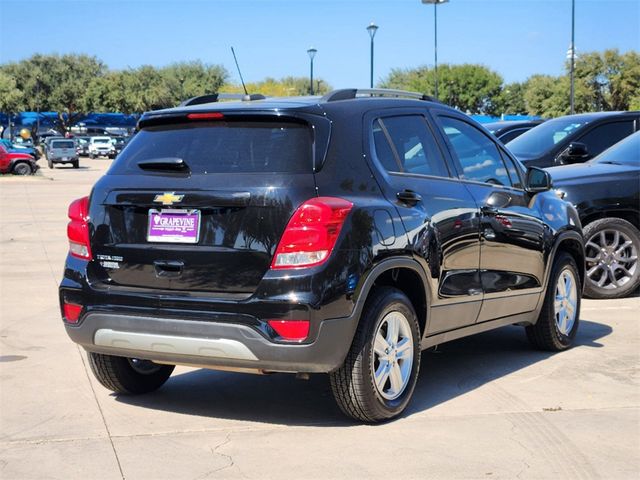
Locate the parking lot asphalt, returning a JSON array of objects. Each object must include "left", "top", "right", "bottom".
[{"left": 0, "top": 158, "right": 638, "bottom": 480}]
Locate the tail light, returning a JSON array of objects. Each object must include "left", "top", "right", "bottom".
[
  {"left": 63, "top": 302, "right": 83, "bottom": 323},
  {"left": 67, "top": 196, "right": 92, "bottom": 260},
  {"left": 267, "top": 320, "right": 310, "bottom": 342},
  {"left": 271, "top": 197, "right": 353, "bottom": 269}
]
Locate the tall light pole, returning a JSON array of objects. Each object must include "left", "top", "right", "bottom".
[
  {"left": 307, "top": 48, "right": 317, "bottom": 95},
  {"left": 421, "top": 0, "right": 449, "bottom": 99},
  {"left": 569, "top": 0, "right": 576, "bottom": 114},
  {"left": 35, "top": 75, "right": 40, "bottom": 142},
  {"left": 367, "top": 23, "right": 379, "bottom": 88}
]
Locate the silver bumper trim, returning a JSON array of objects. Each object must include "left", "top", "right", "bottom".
[{"left": 94, "top": 329, "right": 258, "bottom": 361}]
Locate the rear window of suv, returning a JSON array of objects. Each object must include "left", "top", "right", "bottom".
[
  {"left": 51, "top": 140, "right": 75, "bottom": 149},
  {"left": 110, "top": 120, "right": 312, "bottom": 174}
]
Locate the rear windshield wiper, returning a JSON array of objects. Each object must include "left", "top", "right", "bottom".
[{"left": 137, "top": 157, "right": 190, "bottom": 171}]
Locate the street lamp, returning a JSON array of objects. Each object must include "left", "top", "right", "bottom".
[
  {"left": 569, "top": 0, "right": 576, "bottom": 114},
  {"left": 366, "top": 22, "right": 379, "bottom": 88},
  {"left": 35, "top": 75, "right": 40, "bottom": 142},
  {"left": 421, "top": 0, "right": 449, "bottom": 99},
  {"left": 307, "top": 48, "right": 317, "bottom": 95}
]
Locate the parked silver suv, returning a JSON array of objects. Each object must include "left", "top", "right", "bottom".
[{"left": 47, "top": 139, "right": 79, "bottom": 169}]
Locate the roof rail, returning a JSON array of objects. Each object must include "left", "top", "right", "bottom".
[
  {"left": 179, "top": 93, "right": 266, "bottom": 107},
  {"left": 321, "top": 88, "right": 438, "bottom": 103}
]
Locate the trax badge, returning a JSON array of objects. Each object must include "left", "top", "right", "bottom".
[{"left": 153, "top": 192, "right": 184, "bottom": 205}]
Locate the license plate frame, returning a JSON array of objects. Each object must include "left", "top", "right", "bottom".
[{"left": 147, "top": 209, "right": 201, "bottom": 244}]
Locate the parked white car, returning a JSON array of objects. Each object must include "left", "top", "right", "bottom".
[{"left": 88, "top": 137, "right": 116, "bottom": 159}]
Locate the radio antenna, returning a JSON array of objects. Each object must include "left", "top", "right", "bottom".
[{"left": 231, "top": 47, "right": 248, "bottom": 95}]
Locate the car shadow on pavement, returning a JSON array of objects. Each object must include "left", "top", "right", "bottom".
[{"left": 114, "top": 319, "right": 611, "bottom": 426}]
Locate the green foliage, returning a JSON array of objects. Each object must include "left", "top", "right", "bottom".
[
  {"left": 523, "top": 75, "right": 569, "bottom": 117},
  {"left": 0, "top": 72, "right": 24, "bottom": 115},
  {"left": 571, "top": 49, "right": 640, "bottom": 112},
  {"left": 380, "top": 64, "right": 503, "bottom": 115},
  {"left": 493, "top": 82, "right": 527, "bottom": 115},
  {"left": 1, "top": 53, "right": 105, "bottom": 131},
  {"left": 0, "top": 55, "right": 228, "bottom": 131},
  {"left": 84, "top": 62, "right": 228, "bottom": 114},
  {"left": 220, "top": 76, "right": 332, "bottom": 96}
]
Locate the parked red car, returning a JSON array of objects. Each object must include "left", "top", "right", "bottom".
[{"left": 0, "top": 144, "right": 39, "bottom": 175}]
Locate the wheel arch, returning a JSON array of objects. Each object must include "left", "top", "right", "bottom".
[
  {"left": 353, "top": 257, "right": 431, "bottom": 338},
  {"left": 581, "top": 210, "right": 640, "bottom": 231},
  {"left": 11, "top": 160, "right": 33, "bottom": 174},
  {"left": 551, "top": 231, "right": 585, "bottom": 293}
]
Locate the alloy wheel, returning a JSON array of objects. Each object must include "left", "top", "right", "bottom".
[
  {"left": 371, "top": 311, "right": 414, "bottom": 401},
  {"left": 554, "top": 268, "right": 578, "bottom": 336},
  {"left": 585, "top": 229, "right": 638, "bottom": 290}
]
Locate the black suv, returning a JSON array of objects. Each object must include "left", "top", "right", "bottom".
[
  {"left": 507, "top": 111, "right": 640, "bottom": 168},
  {"left": 59, "top": 89, "right": 584, "bottom": 422}
]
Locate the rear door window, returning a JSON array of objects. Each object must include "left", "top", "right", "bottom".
[
  {"left": 111, "top": 120, "right": 313, "bottom": 174},
  {"left": 438, "top": 116, "right": 514, "bottom": 187},
  {"left": 372, "top": 115, "right": 450, "bottom": 178},
  {"left": 576, "top": 121, "right": 636, "bottom": 157}
]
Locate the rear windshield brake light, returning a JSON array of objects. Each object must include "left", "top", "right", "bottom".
[{"left": 187, "top": 112, "right": 224, "bottom": 120}]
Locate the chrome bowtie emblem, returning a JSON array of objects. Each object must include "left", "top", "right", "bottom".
[{"left": 153, "top": 192, "right": 184, "bottom": 205}]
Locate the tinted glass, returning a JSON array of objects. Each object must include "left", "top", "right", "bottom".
[
  {"left": 373, "top": 120, "right": 401, "bottom": 171},
  {"left": 439, "top": 116, "right": 512, "bottom": 187},
  {"left": 507, "top": 117, "right": 589, "bottom": 157},
  {"left": 576, "top": 121, "right": 635, "bottom": 158},
  {"left": 110, "top": 121, "right": 312, "bottom": 174},
  {"left": 499, "top": 128, "right": 528, "bottom": 144},
  {"left": 499, "top": 150, "right": 523, "bottom": 188},
  {"left": 373, "top": 115, "right": 449, "bottom": 177},
  {"left": 593, "top": 131, "right": 640, "bottom": 166},
  {"left": 51, "top": 140, "right": 75, "bottom": 149}
]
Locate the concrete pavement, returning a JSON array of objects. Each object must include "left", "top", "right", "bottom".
[{"left": 1, "top": 159, "right": 638, "bottom": 479}]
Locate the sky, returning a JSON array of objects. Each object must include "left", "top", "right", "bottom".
[{"left": 1, "top": 0, "right": 638, "bottom": 88}]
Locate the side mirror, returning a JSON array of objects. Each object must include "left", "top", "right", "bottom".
[
  {"left": 525, "top": 167, "right": 552, "bottom": 193},
  {"left": 560, "top": 142, "right": 589, "bottom": 164}
]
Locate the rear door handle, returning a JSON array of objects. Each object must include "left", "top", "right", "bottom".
[
  {"left": 397, "top": 190, "right": 422, "bottom": 206},
  {"left": 154, "top": 260, "right": 184, "bottom": 278}
]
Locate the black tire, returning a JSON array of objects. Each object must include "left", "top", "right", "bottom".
[
  {"left": 72, "top": 160, "right": 79, "bottom": 169},
  {"left": 89, "top": 153, "right": 95, "bottom": 159},
  {"left": 329, "top": 287, "right": 421, "bottom": 423},
  {"left": 48, "top": 158, "right": 53, "bottom": 169},
  {"left": 87, "top": 352, "right": 174, "bottom": 394},
  {"left": 12, "top": 162, "right": 32, "bottom": 176},
  {"left": 583, "top": 218, "right": 640, "bottom": 299},
  {"left": 526, "top": 252, "right": 581, "bottom": 351}
]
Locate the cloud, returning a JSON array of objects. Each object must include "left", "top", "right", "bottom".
[{"left": 463, "top": 159, "right": 494, "bottom": 173}]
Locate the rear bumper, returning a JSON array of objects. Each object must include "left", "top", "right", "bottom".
[
  {"left": 51, "top": 157, "right": 78, "bottom": 163},
  {"left": 65, "top": 311, "right": 358, "bottom": 373}
]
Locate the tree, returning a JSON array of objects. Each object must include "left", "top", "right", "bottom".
[
  {"left": 523, "top": 75, "right": 565, "bottom": 117},
  {"left": 493, "top": 82, "right": 527, "bottom": 115},
  {"left": 380, "top": 64, "right": 503, "bottom": 115},
  {"left": 572, "top": 49, "right": 640, "bottom": 111},
  {"left": 161, "top": 61, "right": 228, "bottom": 104},
  {"left": 0, "top": 72, "right": 24, "bottom": 121},
  {"left": 1, "top": 54, "right": 106, "bottom": 133},
  {"left": 219, "top": 76, "right": 331, "bottom": 97},
  {"left": 84, "top": 62, "right": 228, "bottom": 113}
]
